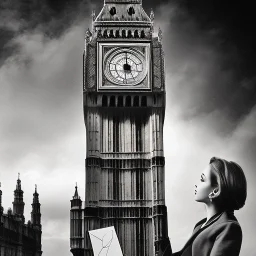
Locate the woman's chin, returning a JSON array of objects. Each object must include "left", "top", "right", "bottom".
[{"left": 194, "top": 196, "right": 203, "bottom": 203}]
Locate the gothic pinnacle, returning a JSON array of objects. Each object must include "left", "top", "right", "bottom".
[
  {"left": 158, "top": 27, "right": 163, "bottom": 42},
  {"left": 150, "top": 9, "right": 155, "bottom": 22},
  {"left": 73, "top": 183, "right": 79, "bottom": 199}
]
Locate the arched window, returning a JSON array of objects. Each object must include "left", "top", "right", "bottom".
[
  {"left": 109, "top": 7, "right": 116, "bottom": 16},
  {"left": 122, "top": 30, "right": 126, "bottom": 38},
  {"left": 127, "top": 30, "right": 132, "bottom": 38},
  {"left": 141, "top": 96, "right": 147, "bottom": 107},
  {"left": 126, "top": 96, "right": 131, "bottom": 107},
  {"left": 103, "top": 30, "right": 108, "bottom": 38},
  {"left": 109, "top": 30, "right": 114, "bottom": 38},
  {"left": 102, "top": 96, "right": 108, "bottom": 107},
  {"left": 110, "top": 96, "right": 115, "bottom": 107},
  {"left": 117, "top": 96, "right": 123, "bottom": 107},
  {"left": 127, "top": 7, "right": 135, "bottom": 16},
  {"left": 133, "top": 96, "right": 139, "bottom": 107},
  {"left": 141, "top": 30, "right": 145, "bottom": 38}
]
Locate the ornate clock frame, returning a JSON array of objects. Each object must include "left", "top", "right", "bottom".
[{"left": 97, "top": 42, "right": 151, "bottom": 90}]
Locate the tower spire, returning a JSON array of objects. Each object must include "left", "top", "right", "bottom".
[
  {"left": 31, "top": 184, "right": 41, "bottom": 228},
  {"left": 73, "top": 182, "right": 79, "bottom": 199},
  {"left": 70, "top": 183, "right": 83, "bottom": 256},
  {"left": 13, "top": 173, "right": 25, "bottom": 221}
]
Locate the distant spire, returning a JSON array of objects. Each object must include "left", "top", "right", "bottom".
[
  {"left": 16, "top": 173, "right": 21, "bottom": 190},
  {"left": 31, "top": 185, "right": 41, "bottom": 227},
  {"left": 73, "top": 183, "right": 80, "bottom": 199},
  {"left": 71, "top": 183, "right": 82, "bottom": 209},
  {"left": 33, "top": 184, "right": 39, "bottom": 203},
  {"left": 13, "top": 173, "right": 25, "bottom": 219}
]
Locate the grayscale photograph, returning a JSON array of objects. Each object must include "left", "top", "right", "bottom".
[{"left": 0, "top": 0, "right": 255, "bottom": 255}]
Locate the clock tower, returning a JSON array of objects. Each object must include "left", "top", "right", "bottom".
[{"left": 70, "top": 0, "right": 172, "bottom": 255}]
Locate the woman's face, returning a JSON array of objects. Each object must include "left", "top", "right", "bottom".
[{"left": 194, "top": 164, "right": 217, "bottom": 204}]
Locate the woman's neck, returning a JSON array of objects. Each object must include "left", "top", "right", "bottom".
[{"left": 205, "top": 203, "right": 222, "bottom": 222}]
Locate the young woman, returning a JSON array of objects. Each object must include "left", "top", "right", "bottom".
[{"left": 171, "top": 157, "right": 247, "bottom": 256}]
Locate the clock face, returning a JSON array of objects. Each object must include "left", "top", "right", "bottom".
[{"left": 104, "top": 48, "right": 147, "bottom": 86}]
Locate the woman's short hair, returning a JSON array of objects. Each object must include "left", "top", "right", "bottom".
[{"left": 209, "top": 157, "right": 247, "bottom": 211}]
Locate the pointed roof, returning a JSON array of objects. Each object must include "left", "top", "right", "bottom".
[
  {"left": 15, "top": 173, "right": 22, "bottom": 191},
  {"left": 94, "top": 1, "right": 151, "bottom": 26},
  {"left": 73, "top": 183, "right": 80, "bottom": 200},
  {"left": 32, "top": 184, "right": 40, "bottom": 203},
  {"left": 34, "top": 184, "right": 38, "bottom": 195}
]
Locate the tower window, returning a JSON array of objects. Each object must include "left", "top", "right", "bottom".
[
  {"left": 109, "top": 30, "right": 114, "bottom": 37},
  {"left": 117, "top": 96, "right": 123, "bottom": 107},
  {"left": 134, "top": 96, "right": 139, "bottom": 107},
  {"left": 103, "top": 30, "right": 108, "bottom": 38},
  {"left": 122, "top": 30, "right": 126, "bottom": 38},
  {"left": 141, "top": 96, "right": 147, "bottom": 107},
  {"left": 134, "top": 30, "right": 139, "bottom": 38},
  {"left": 102, "top": 95, "right": 108, "bottom": 107},
  {"left": 154, "top": 95, "right": 157, "bottom": 105},
  {"left": 141, "top": 30, "right": 145, "bottom": 38},
  {"left": 127, "top": 7, "right": 135, "bottom": 16},
  {"left": 115, "top": 30, "right": 120, "bottom": 38},
  {"left": 109, "top": 7, "right": 116, "bottom": 16},
  {"left": 110, "top": 96, "right": 115, "bottom": 107},
  {"left": 127, "top": 30, "right": 132, "bottom": 38},
  {"left": 126, "top": 96, "right": 131, "bottom": 107}
]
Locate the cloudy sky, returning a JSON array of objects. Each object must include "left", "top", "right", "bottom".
[{"left": 0, "top": 0, "right": 255, "bottom": 255}]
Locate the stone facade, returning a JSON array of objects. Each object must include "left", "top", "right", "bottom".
[{"left": 0, "top": 178, "right": 42, "bottom": 256}]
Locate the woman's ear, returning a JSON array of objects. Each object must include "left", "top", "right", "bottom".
[{"left": 209, "top": 187, "right": 220, "bottom": 199}]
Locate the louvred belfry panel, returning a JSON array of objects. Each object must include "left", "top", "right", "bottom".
[{"left": 84, "top": 44, "right": 96, "bottom": 90}]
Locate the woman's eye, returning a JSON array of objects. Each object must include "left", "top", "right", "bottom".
[{"left": 200, "top": 178, "right": 204, "bottom": 182}]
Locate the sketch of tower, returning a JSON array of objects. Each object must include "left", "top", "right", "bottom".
[{"left": 70, "top": 0, "right": 171, "bottom": 255}]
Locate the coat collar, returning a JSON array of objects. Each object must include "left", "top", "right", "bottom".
[{"left": 181, "top": 212, "right": 225, "bottom": 252}]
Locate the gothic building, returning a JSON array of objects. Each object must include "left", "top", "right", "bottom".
[
  {"left": 0, "top": 176, "right": 42, "bottom": 256},
  {"left": 70, "top": 0, "right": 171, "bottom": 255}
]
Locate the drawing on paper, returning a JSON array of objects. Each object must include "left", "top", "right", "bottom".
[{"left": 88, "top": 226, "right": 123, "bottom": 256}]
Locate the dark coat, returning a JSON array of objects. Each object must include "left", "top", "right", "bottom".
[{"left": 172, "top": 211, "right": 242, "bottom": 256}]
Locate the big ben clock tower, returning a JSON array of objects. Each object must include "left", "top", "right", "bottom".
[{"left": 70, "top": 0, "right": 171, "bottom": 255}]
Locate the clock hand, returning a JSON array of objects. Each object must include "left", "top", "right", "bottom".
[{"left": 130, "top": 72, "right": 136, "bottom": 81}]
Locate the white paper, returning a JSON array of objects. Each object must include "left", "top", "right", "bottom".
[{"left": 88, "top": 226, "right": 123, "bottom": 256}]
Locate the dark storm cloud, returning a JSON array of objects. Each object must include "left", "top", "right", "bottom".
[
  {"left": 154, "top": 2, "right": 256, "bottom": 131},
  {"left": 0, "top": 0, "right": 92, "bottom": 66}
]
